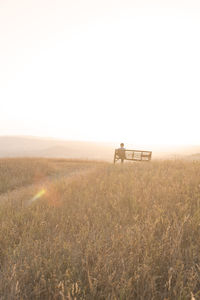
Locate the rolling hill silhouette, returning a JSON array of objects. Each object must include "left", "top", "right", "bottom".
[
  {"left": 1, "top": 136, "right": 200, "bottom": 161},
  {"left": 0, "top": 136, "right": 114, "bottom": 160}
]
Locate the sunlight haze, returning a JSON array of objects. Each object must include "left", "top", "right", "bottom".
[{"left": 1, "top": 0, "right": 200, "bottom": 145}]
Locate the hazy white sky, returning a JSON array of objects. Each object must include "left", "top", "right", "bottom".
[{"left": 1, "top": 0, "right": 200, "bottom": 145}]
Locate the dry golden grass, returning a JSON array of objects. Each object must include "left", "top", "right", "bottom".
[
  {"left": 0, "top": 158, "right": 97, "bottom": 194},
  {"left": 0, "top": 158, "right": 200, "bottom": 299},
  {"left": 0, "top": 158, "right": 54, "bottom": 193}
]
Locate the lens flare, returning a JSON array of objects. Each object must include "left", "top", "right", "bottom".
[
  {"left": 28, "top": 189, "right": 46, "bottom": 205},
  {"left": 33, "top": 189, "right": 46, "bottom": 200}
]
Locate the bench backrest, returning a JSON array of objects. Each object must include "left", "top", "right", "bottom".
[{"left": 114, "top": 149, "right": 152, "bottom": 163}]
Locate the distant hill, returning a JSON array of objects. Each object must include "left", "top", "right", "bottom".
[
  {"left": 186, "top": 153, "right": 200, "bottom": 160},
  {"left": 1, "top": 136, "right": 200, "bottom": 161},
  {"left": 0, "top": 136, "right": 115, "bottom": 161}
]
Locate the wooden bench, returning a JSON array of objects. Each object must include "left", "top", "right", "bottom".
[{"left": 114, "top": 149, "right": 152, "bottom": 164}]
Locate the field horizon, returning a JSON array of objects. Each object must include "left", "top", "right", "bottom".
[{"left": 1, "top": 136, "right": 200, "bottom": 162}]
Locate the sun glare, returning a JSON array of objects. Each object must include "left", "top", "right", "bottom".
[{"left": 0, "top": 1, "right": 200, "bottom": 145}]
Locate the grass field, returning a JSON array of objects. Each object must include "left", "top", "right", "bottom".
[{"left": 0, "top": 158, "right": 200, "bottom": 299}]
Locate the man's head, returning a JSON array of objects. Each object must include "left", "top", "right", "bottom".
[{"left": 120, "top": 143, "right": 124, "bottom": 148}]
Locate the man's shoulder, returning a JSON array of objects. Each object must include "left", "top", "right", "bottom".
[{"left": 117, "top": 148, "right": 126, "bottom": 151}]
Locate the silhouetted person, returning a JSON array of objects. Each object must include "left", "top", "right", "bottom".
[{"left": 118, "top": 143, "right": 126, "bottom": 163}]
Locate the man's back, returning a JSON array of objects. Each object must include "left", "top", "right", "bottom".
[{"left": 117, "top": 144, "right": 126, "bottom": 160}]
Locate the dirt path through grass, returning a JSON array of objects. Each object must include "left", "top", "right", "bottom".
[{"left": 0, "top": 165, "right": 97, "bottom": 205}]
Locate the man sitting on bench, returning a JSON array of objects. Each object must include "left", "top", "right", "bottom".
[{"left": 117, "top": 143, "right": 126, "bottom": 163}]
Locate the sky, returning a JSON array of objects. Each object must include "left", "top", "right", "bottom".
[{"left": 1, "top": 0, "right": 200, "bottom": 145}]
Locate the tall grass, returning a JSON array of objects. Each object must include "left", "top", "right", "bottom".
[
  {"left": 0, "top": 159, "right": 200, "bottom": 299},
  {"left": 0, "top": 158, "right": 54, "bottom": 194},
  {"left": 0, "top": 158, "right": 96, "bottom": 194}
]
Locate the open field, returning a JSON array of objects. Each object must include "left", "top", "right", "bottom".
[
  {"left": 1, "top": 158, "right": 200, "bottom": 299},
  {"left": 0, "top": 158, "right": 99, "bottom": 194}
]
